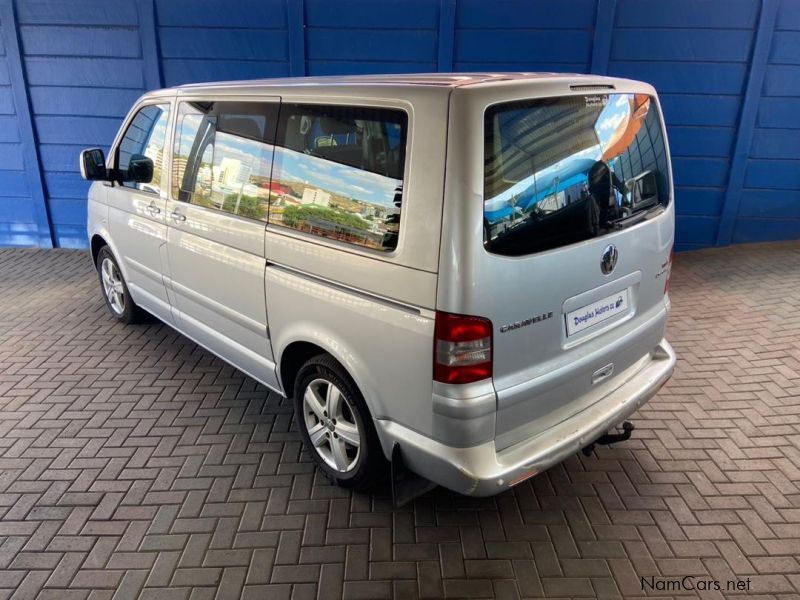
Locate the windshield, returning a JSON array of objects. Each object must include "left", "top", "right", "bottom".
[{"left": 484, "top": 93, "right": 670, "bottom": 256}]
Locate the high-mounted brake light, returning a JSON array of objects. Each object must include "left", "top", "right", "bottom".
[{"left": 434, "top": 311, "right": 493, "bottom": 384}]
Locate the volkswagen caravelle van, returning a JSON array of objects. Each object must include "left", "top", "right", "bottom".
[{"left": 81, "top": 73, "right": 675, "bottom": 497}]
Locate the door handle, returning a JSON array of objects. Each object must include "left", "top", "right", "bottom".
[
  {"left": 169, "top": 210, "right": 186, "bottom": 222},
  {"left": 146, "top": 201, "right": 161, "bottom": 215}
]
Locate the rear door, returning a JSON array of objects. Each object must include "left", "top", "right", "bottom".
[
  {"left": 164, "top": 97, "right": 280, "bottom": 390},
  {"left": 442, "top": 86, "right": 674, "bottom": 450}
]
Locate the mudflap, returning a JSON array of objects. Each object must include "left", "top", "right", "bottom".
[
  {"left": 582, "top": 421, "right": 635, "bottom": 457},
  {"left": 391, "top": 443, "right": 437, "bottom": 507}
]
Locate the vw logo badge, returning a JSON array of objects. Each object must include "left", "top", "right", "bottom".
[{"left": 601, "top": 244, "right": 618, "bottom": 275}]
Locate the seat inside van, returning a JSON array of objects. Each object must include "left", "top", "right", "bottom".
[
  {"left": 282, "top": 108, "right": 405, "bottom": 180},
  {"left": 311, "top": 117, "right": 364, "bottom": 167}
]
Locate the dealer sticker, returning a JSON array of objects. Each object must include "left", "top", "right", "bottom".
[{"left": 566, "top": 290, "right": 629, "bottom": 336}]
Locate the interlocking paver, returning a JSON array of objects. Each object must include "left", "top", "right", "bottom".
[{"left": 1, "top": 244, "right": 799, "bottom": 598}]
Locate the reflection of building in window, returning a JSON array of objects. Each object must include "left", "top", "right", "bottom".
[
  {"left": 144, "top": 146, "right": 163, "bottom": 188},
  {"left": 172, "top": 155, "right": 188, "bottom": 193},
  {"left": 215, "top": 158, "right": 244, "bottom": 187},
  {"left": 299, "top": 216, "right": 385, "bottom": 249},
  {"left": 301, "top": 188, "right": 331, "bottom": 207}
]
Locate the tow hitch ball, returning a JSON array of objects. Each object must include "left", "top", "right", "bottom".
[{"left": 582, "top": 421, "right": 635, "bottom": 457}]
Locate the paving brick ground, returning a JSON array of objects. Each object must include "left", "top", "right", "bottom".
[{"left": 0, "top": 242, "right": 799, "bottom": 600}]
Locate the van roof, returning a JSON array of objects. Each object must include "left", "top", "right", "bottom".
[
  {"left": 178, "top": 72, "right": 579, "bottom": 89},
  {"left": 154, "top": 72, "right": 634, "bottom": 95}
]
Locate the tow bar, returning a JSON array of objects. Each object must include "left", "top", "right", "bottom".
[{"left": 582, "top": 421, "right": 635, "bottom": 457}]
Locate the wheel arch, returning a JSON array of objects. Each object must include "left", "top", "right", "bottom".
[
  {"left": 276, "top": 335, "right": 380, "bottom": 421},
  {"left": 88, "top": 230, "right": 132, "bottom": 284},
  {"left": 279, "top": 340, "right": 329, "bottom": 398},
  {"left": 90, "top": 233, "right": 107, "bottom": 266}
]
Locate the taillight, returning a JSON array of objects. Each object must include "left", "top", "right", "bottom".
[
  {"left": 664, "top": 248, "right": 674, "bottom": 295},
  {"left": 434, "top": 311, "right": 493, "bottom": 384}
]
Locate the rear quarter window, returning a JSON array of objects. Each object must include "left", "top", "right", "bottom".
[
  {"left": 484, "top": 93, "right": 670, "bottom": 256},
  {"left": 268, "top": 104, "right": 407, "bottom": 252}
]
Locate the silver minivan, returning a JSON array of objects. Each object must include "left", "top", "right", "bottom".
[{"left": 81, "top": 73, "right": 675, "bottom": 497}]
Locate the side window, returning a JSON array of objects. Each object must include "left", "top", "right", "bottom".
[
  {"left": 269, "top": 104, "right": 407, "bottom": 252},
  {"left": 172, "top": 101, "right": 277, "bottom": 222},
  {"left": 117, "top": 103, "right": 170, "bottom": 194}
]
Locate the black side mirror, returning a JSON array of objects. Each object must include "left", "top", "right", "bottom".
[
  {"left": 79, "top": 148, "right": 108, "bottom": 181},
  {"left": 126, "top": 154, "right": 154, "bottom": 184}
]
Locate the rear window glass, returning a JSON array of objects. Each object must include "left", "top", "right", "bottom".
[{"left": 484, "top": 94, "right": 669, "bottom": 256}]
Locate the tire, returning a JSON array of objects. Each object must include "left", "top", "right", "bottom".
[
  {"left": 96, "top": 246, "right": 146, "bottom": 324},
  {"left": 293, "top": 354, "right": 386, "bottom": 491}
]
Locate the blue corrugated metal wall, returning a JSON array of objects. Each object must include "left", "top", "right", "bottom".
[{"left": 0, "top": 0, "right": 796, "bottom": 250}]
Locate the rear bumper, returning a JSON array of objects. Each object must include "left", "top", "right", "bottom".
[{"left": 377, "top": 338, "right": 675, "bottom": 496}]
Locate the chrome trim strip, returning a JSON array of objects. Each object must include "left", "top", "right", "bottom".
[{"left": 266, "top": 261, "right": 423, "bottom": 316}]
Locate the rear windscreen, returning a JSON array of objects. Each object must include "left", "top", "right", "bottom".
[{"left": 484, "top": 94, "right": 670, "bottom": 256}]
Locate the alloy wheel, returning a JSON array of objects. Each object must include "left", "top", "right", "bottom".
[
  {"left": 302, "top": 378, "right": 361, "bottom": 472},
  {"left": 100, "top": 257, "right": 125, "bottom": 316}
]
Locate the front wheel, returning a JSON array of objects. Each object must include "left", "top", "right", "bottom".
[
  {"left": 293, "top": 355, "right": 386, "bottom": 490},
  {"left": 96, "top": 246, "right": 146, "bottom": 324}
]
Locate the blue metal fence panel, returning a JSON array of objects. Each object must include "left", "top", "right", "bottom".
[
  {"left": 15, "top": 0, "right": 145, "bottom": 247},
  {"left": 735, "top": 0, "right": 800, "bottom": 242},
  {"left": 0, "top": 0, "right": 51, "bottom": 247},
  {"left": 454, "top": 0, "right": 595, "bottom": 73},
  {"left": 157, "top": 0, "right": 290, "bottom": 87},
  {"left": 610, "top": 0, "right": 759, "bottom": 251},
  {"left": 0, "top": 0, "right": 797, "bottom": 250},
  {"left": 305, "top": 0, "right": 439, "bottom": 75}
]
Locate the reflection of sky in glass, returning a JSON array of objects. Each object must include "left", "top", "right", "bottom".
[
  {"left": 273, "top": 146, "right": 400, "bottom": 207},
  {"left": 213, "top": 132, "right": 272, "bottom": 180},
  {"left": 177, "top": 116, "right": 202, "bottom": 154},
  {"left": 485, "top": 145, "right": 601, "bottom": 211},
  {"left": 595, "top": 94, "right": 632, "bottom": 150},
  {"left": 120, "top": 105, "right": 168, "bottom": 164},
  {"left": 176, "top": 114, "right": 206, "bottom": 165},
  {"left": 178, "top": 117, "right": 270, "bottom": 170},
  {"left": 147, "top": 109, "right": 169, "bottom": 151}
]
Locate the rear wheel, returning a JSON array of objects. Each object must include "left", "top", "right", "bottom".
[
  {"left": 96, "top": 246, "right": 146, "bottom": 324},
  {"left": 293, "top": 354, "right": 385, "bottom": 490}
]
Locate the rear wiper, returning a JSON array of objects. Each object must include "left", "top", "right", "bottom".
[{"left": 609, "top": 204, "right": 664, "bottom": 229}]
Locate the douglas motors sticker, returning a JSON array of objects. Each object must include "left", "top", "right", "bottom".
[{"left": 566, "top": 290, "right": 630, "bottom": 336}]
